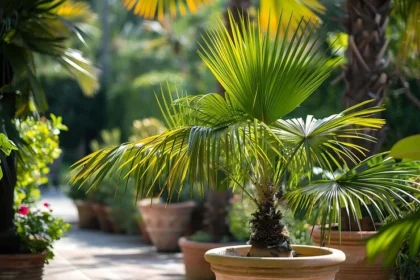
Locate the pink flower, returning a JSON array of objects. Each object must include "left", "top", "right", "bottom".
[
  {"left": 18, "top": 206, "right": 30, "bottom": 216},
  {"left": 43, "top": 202, "right": 50, "bottom": 208}
]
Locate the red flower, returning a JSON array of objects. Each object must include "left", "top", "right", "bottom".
[
  {"left": 43, "top": 202, "right": 50, "bottom": 208},
  {"left": 18, "top": 206, "right": 30, "bottom": 216}
]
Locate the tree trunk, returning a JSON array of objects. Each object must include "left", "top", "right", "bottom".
[
  {"left": 248, "top": 187, "right": 291, "bottom": 257},
  {"left": 343, "top": 0, "right": 391, "bottom": 155},
  {"left": 0, "top": 51, "right": 20, "bottom": 254}
]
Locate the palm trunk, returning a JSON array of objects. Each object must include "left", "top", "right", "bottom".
[
  {"left": 0, "top": 51, "right": 20, "bottom": 253},
  {"left": 341, "top": 0, "right": 391, "bottom": 231},
  {"left": 248, "top": 187, "right": 291, "bottom": 257},
  {"left": 343, "top": 0, "right": 391, "bottom": 155}
]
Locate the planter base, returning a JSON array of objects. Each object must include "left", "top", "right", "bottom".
[
  {"left": 311, "top": 227, "right": 392, "bottom": 280},
  {"left": 0, "top": 253, "right": 46, "bottom": 280},
  {"left": 179, "top": 237, "right": 237, "bottom": 280},
  {"left": 205, "top": 245, "right": 345, "bottom": 280},
  {"left": 138, "top": 200, "right": 196, "bottom": 252},
  {"left": 75, "top": 200, "right": 98, "bottom": 229}
]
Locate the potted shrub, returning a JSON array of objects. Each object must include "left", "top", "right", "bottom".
[
  {"left": 0, "top": 203, "right": 70, "bottom": 279},
  {"left": 137, "top": 187, "right": 199, "bottom": 252},
  {"left": 88, "top": 129, "right": 123, "bottom": 233},
  {"left": 68, "top": 186, "right": 99, "bottom": 229},
  {"left": 71, "top": 12, "right": 420, "bottom": 280},
  {"left": 129, "top": 118, "right": 166, "bottom": 243}
]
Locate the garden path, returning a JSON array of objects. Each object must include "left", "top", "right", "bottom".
[{"left": 39, "top": 189, "right": 185, "bottom": 280}]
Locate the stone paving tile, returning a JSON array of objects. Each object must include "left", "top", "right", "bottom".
[{"left": 41, "top": 189, "right": 186, "bottom": 280}]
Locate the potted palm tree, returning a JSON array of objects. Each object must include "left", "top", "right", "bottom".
[{"left": 71, "top": 12, "right": 420, "bottom": 280}]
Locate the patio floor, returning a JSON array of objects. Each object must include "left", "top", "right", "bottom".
[{"left": 40, "top": 189, "right": 185, "bottom": 280}]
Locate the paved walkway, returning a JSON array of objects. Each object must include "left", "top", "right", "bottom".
[{"left": 39, "top": 189, "right": 185, "bottom": 280}]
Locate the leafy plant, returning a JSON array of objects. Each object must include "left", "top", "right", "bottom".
[
  {"left": 367, "top": 134, "right": 420, "bottom": 277},
  {"left": 71, "top": 12, "right": 420, "bottom": 257},
  {"left": 14, "top": 115, "right": 67, "bottom": 206},
  {"left": 15, "top": 203, "right": 70, "bottom": 262}
]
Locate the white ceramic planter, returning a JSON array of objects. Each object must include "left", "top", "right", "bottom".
[{"left": 205, "top": 245, "right": 346, "bottom": 280}]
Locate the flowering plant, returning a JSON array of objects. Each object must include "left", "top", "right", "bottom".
[{"left": 15, "top": 203, "right": 70, "bottom": 262}]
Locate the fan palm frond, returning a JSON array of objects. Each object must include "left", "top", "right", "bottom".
[
  {"left": 199, "top": 10, "right": 336, "bottom": 124},
  {"left": 286, "top": 154, "right": 420, "bottom": 238},
  {"left": 272, "top": 100, "right": 385, "bottom": 175}
]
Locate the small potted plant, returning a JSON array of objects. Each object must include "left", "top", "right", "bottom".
[
  {"left": 0, "top": 203, "right": 70, "bottom": 278},
  {"left": 67, "top": 183, "right": 99, "bottom": 229},
  {"left": 137, "top": 187, "right": 198, "bottom": 252},
  {"left": 71, "top": 12, "right": 420, "bottom": 280},
  {"left": 0, "top": 117, "right": 70, "bottom": 278}
]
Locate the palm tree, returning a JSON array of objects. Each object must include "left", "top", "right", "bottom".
[
  {"left": 342, "top": 0, "right": 420, "bottom": 154},
  {"left": 119, "top": 0, "right": 327, "bottom": 242},
  {"left": 71, "top": 12, "right": 419, "bottom": 257},
  {"left": 0, "top": 0, "right": 98, "bottom": 253}
]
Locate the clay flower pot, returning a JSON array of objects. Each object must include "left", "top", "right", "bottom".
[
  {"left": 137, "top": 220, "right": 152, "bottom": 244},
  {"left": 138, "top": 199, "right": 196, "bottom": 252},
  {"left": 311, "top": 226, "right": 392, "bottom": 280},
  {"left": 205, "top": 245, "right": 345, "bottom": 280},
  {"left": 179, "top": 237, "right": 238, "bottom": 280},
  {"left": 74, "top": 200, "right": 98, "bottom": 229},
  {"left": 92, "top": 203, "right": 113, "bottom": 233},
  {"left": 0, "top": 252, "right": 46, "bottom": 280}
]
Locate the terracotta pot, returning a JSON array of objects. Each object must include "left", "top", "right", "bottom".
[
  {"left": 0, "top": 253, "right": 46, "bottom": 280},
  {"left": 138, "top": 199, "right": 196, "bottom": 252},
  {"left": 92, "top": 203, "right": 113, "bottom": 233},
  {"left": 104, "top": 206, "right": 126, "bottom": 234},
  {"left": 205, "top": 245, "right": 345, "bottom": 280},
  {"left": 179, "top": 237, "right": 238, "bottom": 280},
  {"left": 74, "top": 200, "right": 99, "bottom": 229},
  {"left": 137, "top": 221, "right": 152, "bottom": 244},
  {"left": 311, "top": 226, "right": 392, "bottom": 280}
]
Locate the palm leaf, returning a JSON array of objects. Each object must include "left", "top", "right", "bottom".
[
  {"left": 121, "top": 0, "right": 213, "bottom": 21},
  {"left": 390, "top": 134, "right": 420, "bottom": 160},
  {"left": 286, "top": 154, "right": 420, "bottom": 240},
  {"left": 0, "top": 0, "right": 99, "bottom": 110},
  {"left": 260, "top": 0, "right": 325, "bottom": 36},
  {"left": 272, "top": 100, "right": 385, "bottom": 177},
  {"left": 199, "top": 10, "right": 337, "bottom": 124}
]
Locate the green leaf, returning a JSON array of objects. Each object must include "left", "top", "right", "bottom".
[
  {"left": 390, "top": 135, "right": 420, "bottom": 160},
  {"left": 367, "top": 210, "right": 420, "bottom": 266},
  {"left": 199, "top": 10, "right": 338, "bottom": 124}
]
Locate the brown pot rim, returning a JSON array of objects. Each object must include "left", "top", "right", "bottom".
[
  {"left": 0, "top": 252, "right": 47, "bottom": 260},
  {"left": 138, "top": 199, "right": 196, "bottom": 209},
  {"left": 205, "top": 245, "right": 345, "bottom": 268},
  {"left": 178, "top": 236, "right": 239, "bottom": 249},
  {"left": 310, "top": 225, "right": 378, "bottom": 239}
]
